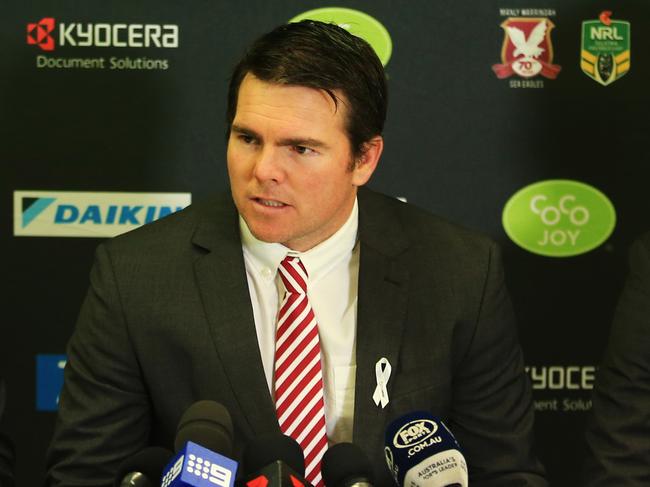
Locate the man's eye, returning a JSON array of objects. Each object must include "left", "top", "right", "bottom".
[
  {"left": 293, "top": 145, "right": 315, "bottom": 155},
  {"left": 238, "top": 134, "right": 255, "bottom": 144}
]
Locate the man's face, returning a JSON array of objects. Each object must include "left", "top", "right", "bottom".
[{"left": 227, "top": 74, "right": 380, "bottom": 251}]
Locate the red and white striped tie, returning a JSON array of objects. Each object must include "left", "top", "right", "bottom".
[{"left": 274, "top": 256, "right": 328, "bottom": 487}]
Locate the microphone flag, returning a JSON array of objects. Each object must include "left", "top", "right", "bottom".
[{"left": 244, "top": 461, "right": 312, "bottom": 487}]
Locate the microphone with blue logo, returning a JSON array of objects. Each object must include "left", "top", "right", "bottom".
[
  {"left": 160, "top": 400, "right": 239, "bottom": 487},
  {"left": 383, "top": 411, "right": 467, "bottom": 487}
]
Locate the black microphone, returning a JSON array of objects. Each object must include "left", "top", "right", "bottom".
[
  {"left": 174, "top": 400, "right": 234, "bottom": 454},
  {"left": 160, "top": 400, "right": 238, "bottom": 487},
  {"left": 113, "top": 447, "right": 174, "bottom": 487},
  {"left": 321, "top": 443, "right": 374, "bottom": 487},
  {"left": 242, "top": 433, "right": 311, "bottom": 487}
]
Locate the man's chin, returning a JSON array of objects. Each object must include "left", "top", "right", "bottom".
[{"left": 247, "top": 224, "right": 289, "bottom": 246}]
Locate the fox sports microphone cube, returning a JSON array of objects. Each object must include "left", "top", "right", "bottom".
[
  {"left": 384, "top": 412, "right": 468, "bottom": 487},
  {"left": 161, "top": 441, "right": 238, "bottom": 487}
]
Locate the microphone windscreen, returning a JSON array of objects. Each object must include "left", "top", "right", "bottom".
[
  {"left": 321, "top": 443, "right": 375, "bottom": 487},
  {"left": 113, "top": 446, "right": 173, "bottom": 487},
  {"left": 243, "top": 433, "right": 305, "bottom": 477},
  {"left": 174, "top": 400, "right": 234, "bottom": 455},
  {"left": 384, "top": 412, "right": 467, "bottom": 487}
]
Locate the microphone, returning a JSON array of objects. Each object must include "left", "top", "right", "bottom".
[
  {"left": 384, "top": 412, "right": 467, "bottom": 487},
  {"left": 321, "top": 443, "right": 374, "bottom": 487},
  {"left": 160, "top": 400, "right": 238, "bottom": 487},
  {"left": 242, "top": 433, "right": 311, "bottom": 487},
  {"left": 114, "top": 447, "right": 174, "bottom": 487},
  {"left": 174, "top": 400, "right": 234, "bottom": 454}
]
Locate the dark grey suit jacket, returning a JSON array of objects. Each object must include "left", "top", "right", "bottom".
[
  {"left": 46, "top": 187, "right": 546, "bottom": 486},
  {"left": 583, "top": 232, "right": 650, "bottom": 485}
]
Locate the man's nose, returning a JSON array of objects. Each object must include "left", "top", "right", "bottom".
[{"left": 252, "top": 147, "right": 285, "bottom": 183}]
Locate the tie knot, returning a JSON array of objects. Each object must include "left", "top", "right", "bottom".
[{"left": 279, "top": 256, "right": 308, "bottom": 294}]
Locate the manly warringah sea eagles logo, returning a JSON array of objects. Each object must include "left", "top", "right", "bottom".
[
  {"left": 581, "top": 11, "right": 630, "bottom": 86},
  {"left": 492, "top": 18, "right": 561, "bottom": 79}
]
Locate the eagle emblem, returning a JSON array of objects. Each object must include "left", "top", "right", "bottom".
[{"left": 492, "top": 18, "right": 561, "bottom": 79}]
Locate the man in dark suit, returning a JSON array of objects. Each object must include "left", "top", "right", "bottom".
[
  {"left": 583, "top": 231, "right": 650, "bottom": 485},
  {"left": 46, "top": 20, "right": 546, "bottom": 486}
]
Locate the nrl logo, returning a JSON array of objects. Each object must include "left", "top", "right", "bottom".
[
  {"left": 492, "top": 17, "right": 561, "bottom": 79},
  {"left": 581, "top": 11, "right": 630, "bottom": 86}
]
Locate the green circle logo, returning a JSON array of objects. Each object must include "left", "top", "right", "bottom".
[
  {"left": 502, "top": 180, "right": 616, "bottom": 257},
  {"left": 289, "top": 7, "right": 392, "bottom": 66}
]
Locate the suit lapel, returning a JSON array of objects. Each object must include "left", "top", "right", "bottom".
[
  {"left": 191, "top": 196, "right": 278, "bottom": 436},
  {"left": 354, "top": 189, "right": 410, "bottom": 458}
]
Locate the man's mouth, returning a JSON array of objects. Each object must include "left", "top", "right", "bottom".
[{"left": 254, "top": 197, "right": 287, "bottom": 208}]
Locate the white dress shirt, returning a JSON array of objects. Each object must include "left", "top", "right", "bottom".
[{"left": 240, "top": 200, "right": 359, "bottom": 444}]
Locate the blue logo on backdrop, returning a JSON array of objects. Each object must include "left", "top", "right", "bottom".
[
  {"left": 36, "top": 354, "right": 67, "bottom": 411},
  {"left": 14, "top": 191, "right": 191, "bottom": 237},
  {"left": 52, "top": 202, "right": 181, "bottom": 225},
  {"left": 22, "top": 197, "right": 56, "bottom": 228},
  {"left": 21, "top": 198, "right": 182, "bottom": 227}
]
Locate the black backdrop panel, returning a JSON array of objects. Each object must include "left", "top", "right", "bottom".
[{"left": 2, "top": 1, "right": 649, "bottom": 485}]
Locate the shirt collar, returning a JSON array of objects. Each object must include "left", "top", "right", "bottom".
[{"left": 240, "top": 199, "right": 359, "bottom": 284}]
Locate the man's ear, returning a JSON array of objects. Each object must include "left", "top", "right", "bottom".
[{"left": 351, "top": 135, "right": 383, "bottom": 186}]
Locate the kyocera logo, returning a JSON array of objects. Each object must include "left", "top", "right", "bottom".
[
  {"left": 26, "top": 17, "right": 179, "bottom": 51},
  {"left": 14, "top": 191, "right": 191, "bottom": 238},
  {"left": 392, "top": 419, "right": 438, "bottom": 448},
  {"left": 27, "top": 18, "right": 55, "bottom": 51}
]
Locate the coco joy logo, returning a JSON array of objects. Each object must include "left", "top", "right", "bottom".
[
  {"left": 503, "top": 180, "right": 616, "bottom": 257},
  {"left": 289, "top": 7, "right": 392, "bottom": 66}
]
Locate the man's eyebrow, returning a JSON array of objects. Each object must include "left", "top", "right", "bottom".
[
  {"left": 231, "top": 124, "right": 258, "bottom": 137},
  {"left": 277, "top": 137, "right": 328, "bottom": 149},
  {"left": 231, "top": 124, "right": 329, "bottom": 149}
]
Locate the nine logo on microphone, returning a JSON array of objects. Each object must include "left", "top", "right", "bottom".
[{"left": 161, "top": 441, "right": 237, "bottom": 487}]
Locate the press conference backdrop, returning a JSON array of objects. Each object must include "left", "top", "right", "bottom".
[{"left": 2, "top": 0, "right": 649, "bottom": 485}]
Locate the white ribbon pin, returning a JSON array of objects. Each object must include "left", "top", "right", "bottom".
[{"left": 372, "top": 357, "right": 392, "bottom": 408}]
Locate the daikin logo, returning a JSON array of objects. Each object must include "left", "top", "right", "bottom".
[
  {"left": 502, "top": 180, "right": 616, "bottom": 257},
  {"left": 289, "top": 7, "right": 392, "bottom": 66},
  {"left": 14, "top": 191, "right": 191, "bottom": 238}
]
